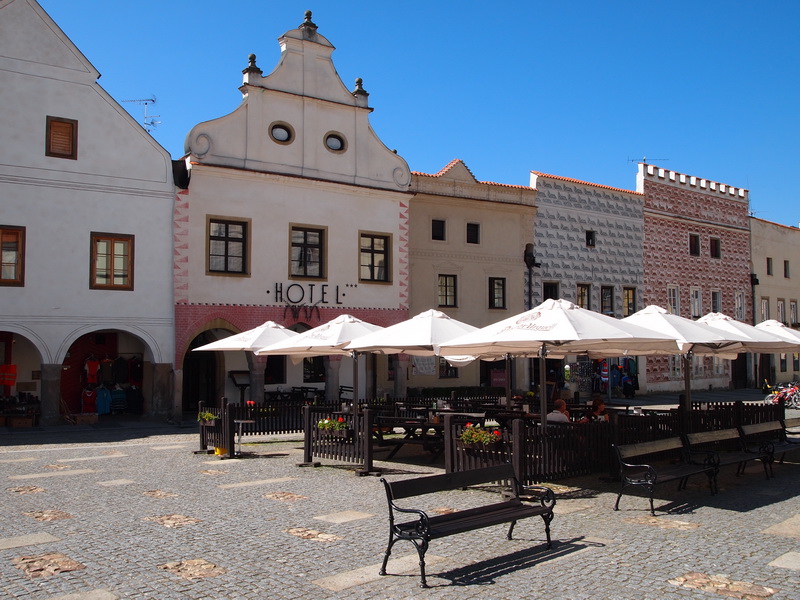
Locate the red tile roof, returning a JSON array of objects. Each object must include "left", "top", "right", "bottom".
[
  {"left": 531, "top": 171, "right": 642, "bottom": 195},
  {"left": 413, "top": 159, "right": 533, "bottom": 190}
]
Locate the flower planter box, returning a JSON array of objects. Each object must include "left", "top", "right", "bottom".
[
  {"left": 198, "top": 420, "right": 217, "bottom": 427},
  {"left": 319, "top": 428, "right": 354, "bottom": 442}
]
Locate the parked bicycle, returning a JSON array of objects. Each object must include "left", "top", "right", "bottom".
[{"left": 764, "top": 380, "right": 800, "bottom": 408}]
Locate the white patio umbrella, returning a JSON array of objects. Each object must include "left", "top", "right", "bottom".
[
  {"left": 254, "top": 314, "right": 383, "bottom": 401},
  {"left": 192, "top": 321, "right": 298, "bottom": 352},
  {"left": 697, "top": 313, "right": 800, "bottom": 354},
  {"left": 436, "top": 298, "right": 681, "bottom": 427},
  {"left": 755, "top": 319, "right": 800, "bottom": 344},
  {"left": 622, "top": 305, "right": 747, "bottom": 409},
  {"left": 344, "top": 309, "right": 477, "bottom": 356},
  {"left": 254, "top": 314, "right": 383, "bottom": 358}
]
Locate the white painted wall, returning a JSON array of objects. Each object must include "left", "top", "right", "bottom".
[{"left": 0, "top": 0, "right": 175, "bottom": 364}]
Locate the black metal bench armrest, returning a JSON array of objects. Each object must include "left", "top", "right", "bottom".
[
  {"left": 619, "top": 461, "right": 658, "bottom": 482},
  {"left": 684, "top": 448, "right": 718, "bottom": 467},
  {"left": 389, "top": 503, "right": 430, "bottom": 534},
  {"left": 519, "top": 484, "right": 556, "bottom": 509}
]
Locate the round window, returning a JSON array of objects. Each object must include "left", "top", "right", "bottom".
[
  {"left": 271, "top": 125, "right": 291, "bottom": 142},
  {"left": 325, "top": 133, "right": 345, "bottom": 152}
]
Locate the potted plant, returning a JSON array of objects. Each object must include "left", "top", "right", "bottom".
[
  {"left": 197, "top": 411, "right": 216, "bottom": 426},
  {"left": 317, "top": 416, "right": 352, "bottom": 440},
  {"left": 458, "top": 423, "right": 502, "bottom": 449}
]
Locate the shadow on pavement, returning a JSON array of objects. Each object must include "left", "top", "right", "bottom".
[{"left": 433, "top": 536, "right": 605, "bottom": 588}]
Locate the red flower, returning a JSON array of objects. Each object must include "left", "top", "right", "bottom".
[
  {"left": 337, "top": 417, "right": 345, "bottom": 422},
  {"left": 465, "top": 422, "right": 473, "bottom": 428},
  {"left": 493, "top": 430, "right": 502, "bottom": 437}
]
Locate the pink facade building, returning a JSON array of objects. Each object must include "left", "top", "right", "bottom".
[{"left": 638, "top": 163, "right": 753, "bottom": 390}]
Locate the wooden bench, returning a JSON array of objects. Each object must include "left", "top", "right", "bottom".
[
  {"left": 740, "top": 419, "right": 800, "bottom": 466},
  {"left": 613, "top": 437, "right": 717, "bottom": 516},
  {"left": 684, "top": 427, "right": 772, "bottom": 479},
  {"left": 380, "top": 463, "right": 555, "bottom": 587}
]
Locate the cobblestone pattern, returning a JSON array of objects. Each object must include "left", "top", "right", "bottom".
[{"left": 0, "top": 418, "right": 798, "bottom": 599}]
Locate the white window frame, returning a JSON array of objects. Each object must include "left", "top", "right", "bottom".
[{"left": 667, "top": 285, "right": 680, "bottom": 315}]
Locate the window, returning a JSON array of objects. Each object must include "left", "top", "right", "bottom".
[
  {"left": 269, "top": 121, "right": 294, "bottom": 144},
  {"left": 623, "top": 288, "right": 636, "bottom": 317},
  {"left": 710, "top": 238, "right": 721, "bottom": 259},
  {"left": 439, "top": 357, "right": 458, "bottom": 379},
  {"left": 712, "top": 356, "right": 725, "bottom": 376},
  {"left": 669, "top": 355, "right": 682, "bottom": 378},
  {"left": 209, "top": 218, "right": 248, "bottom": 274},
  {"left": 760, "top": 297, "right": 770, "bottom": 322},
  {"left": 601, "top": 286, "right": 614, "bottom": 316},
  {"left": 689, "top": 234, "right": 700, "bottom": 256},
  {"left": 585, "top": 230, "right": 596, "bottom": 248},
  {"left": 777, "top": 299, "right": 786, "bottom": 324},
  {"left": 785, "top": 260, "right": 791, "bottom": 279},
  {"left": 431, "top": 219, "right": 445, "bottom": 241},
  {"left": 290, "top": 226, "right": 325, "bottom": 278},
  {"left": 667, "top": 285, "right": 680, "bottom": 315},
  {"left": 359, "top": 233, "right": 390, "bottom": 282},
  {"left": 767, "top": 257, "right": 773, "bottom": 275},
  {"left": 690, "top": 287, "right": 702, "bottom": 318},
  {"left": 438, "top": 274, "right": 457, "bottom": 307},
  {"left": 794, "top": 353, "right": 799, "bottom": 372},
  {"left": 264, "top": 355, "right": 286, "bottom": 385},
  {"left": 790, "top": 301, "right": 798, "bottom": 326},
  {"left": 577, "top": 284, "right": 591, "bottom": 309},
  {"left": 543, "top": 282, "right": 559, "bottom": 301},
  {"left": 735, "top": 291, "right": 746, "bottom": 321},
  {"left": 0, "top": 226, "right": 25, "bottom": 287},
  {"left": 324, "top": 132, "right": 346, "bottom": 153},
  {"left": 780, "top": 354, "right": 787, "bottom": 373},
  {"left": 489, "top": 277, "right": 506, "bottom": 309},
  {"left": 91, "top": 232, "right": 133, "bottom": 290},
  {"left": 466, "top": 223, "right": 480, "bottom": 244},
  {"left": 711, "top": 290, "right": 722, "bottom": 313},
  {"left": 46, "top": 116, "right": 77, "bottom": 159},
  {"left": 303, "top": 356, "right": 325, "bottom": 383}
]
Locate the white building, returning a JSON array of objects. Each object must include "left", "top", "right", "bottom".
[
  {"left": 0, "top": 0, "right": 176, "bottom": 425},
  {"left": 175, "top": 12, "right": 412, "bottom": 409}
]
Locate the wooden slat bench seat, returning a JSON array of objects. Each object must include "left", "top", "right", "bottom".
[
  {"left": 740, "top": 419, "right": 800, "bottom": 466},
  {"left": 685, "top": 427, "right": 772, "bottom": 479},
  {"left": 613, "top": 437, "right": 717, "bottom": 516},
  {"left": 380, "top": 463, "right": 555, "bottom": 587}
]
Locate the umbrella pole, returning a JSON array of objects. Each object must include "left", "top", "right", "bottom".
[
  {"left": 682, "top": 352, "right": 692, "bottom": 408},
  {"left": 539, "top": 345, "right": 548, "bottom": 433},
  {"left": 682, "top": 351, "right": 692, "bottom": 433},
  {"left": 352, "top": 352, "right": 359, "bottom": 409},
  {"left": 505, "top": 354, "right": 512, "bottom": 409}
]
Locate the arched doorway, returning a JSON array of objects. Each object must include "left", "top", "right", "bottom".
[
  {"left": 60, "top": 330, "right": 147, "bottom": 418},
  {"left": 182, "top": 332, "right": 220, "bottom": 412}
]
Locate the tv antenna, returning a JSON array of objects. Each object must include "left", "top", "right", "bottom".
[
  {"left": 122, "top": 96, "right": 161, "bottom": 132},
  {"left": 628, "top": 156, "right": 669, "bottom": 165}
]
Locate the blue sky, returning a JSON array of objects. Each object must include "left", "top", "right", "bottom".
[{"left": 39, "top": 0, "right": 800, "bottom": 227}]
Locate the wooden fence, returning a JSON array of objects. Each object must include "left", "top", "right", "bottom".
[{"left": 197, "top": 397, "right": 785, "bottom": 483}]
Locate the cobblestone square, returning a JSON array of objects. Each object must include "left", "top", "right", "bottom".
[{"left": 1, "top": 412, "right": 799, "bottom": 599}]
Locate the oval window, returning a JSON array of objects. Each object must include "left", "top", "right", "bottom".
[
  {"left": 325, "top": 134, "right": 345, "bottom": 152},
  {"left": 271, "top": 125, "right": 292, "bottom": 142}
]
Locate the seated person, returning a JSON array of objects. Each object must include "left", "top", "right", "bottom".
[
  {"left": 580, "top": 397, "right": 609, "bottom": 423},
  {"left": 546, "top": 398, "right": 570, "bottom": 423}
]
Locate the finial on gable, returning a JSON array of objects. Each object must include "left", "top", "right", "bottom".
[
  {"left": 299, "top": 10, "right": 318, "bottom": 38},
  {"left": 352, "top": 77, "right": 370, "bottom": 107},
  {"left": 242, "top": 53, "right": 263, "bottom": 77}
]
